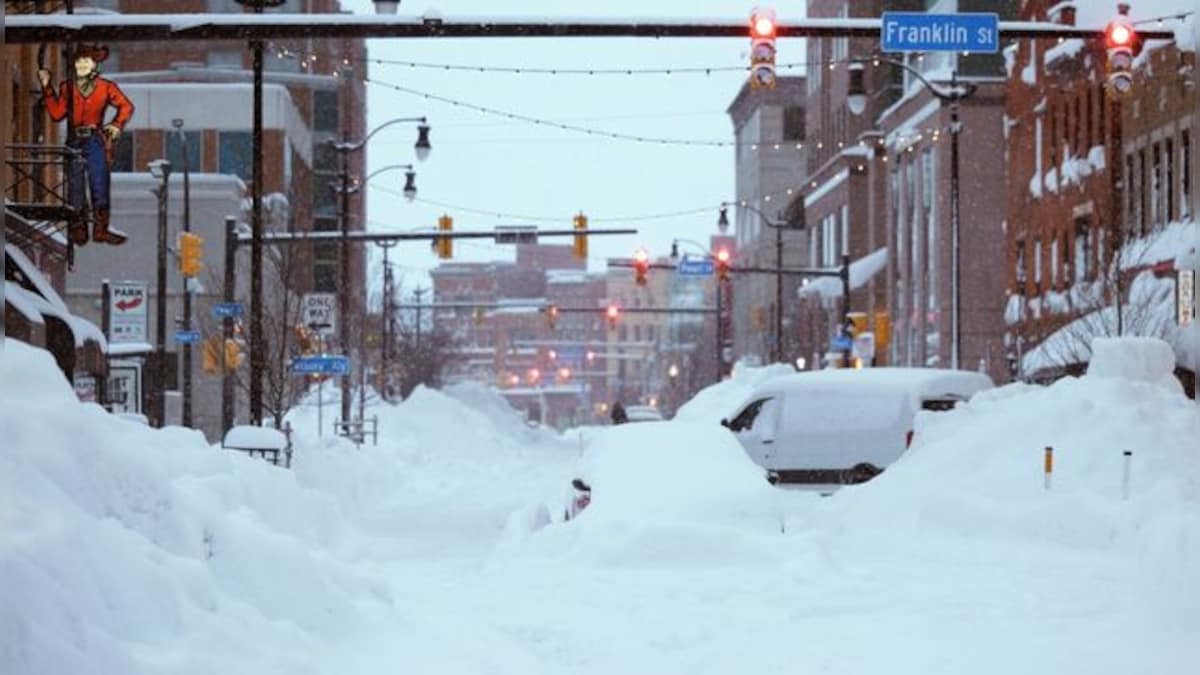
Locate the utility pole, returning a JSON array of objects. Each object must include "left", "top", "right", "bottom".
[
  {"left": 841, "top": 253, "right": 852, "bottom": 367},
  {"left": 236, "top": 0, "right": 282, "bottom": 426},
  {"left": 337, "top": 131, "right": 353, "bottom": 424},
  {"left": 413, "top": 287, "right": 428, "bottom": 350},
  {"left": 949, "top": 71, "right": 963, "bottom": 369},
  {"left": 173, "top": 119, "right": 193, "bottom": 427},
  {"left": 222, "top": 216, "right": 237, "bottom": 436},
  {"left": 775, "top": 223, "right": 783, "bottom": 364},
  {"left": 378, "top": 240, "right": 398, "bottom": 400},
  {"left": 150, "top": 160, "right": 171, "bottom": 427}
]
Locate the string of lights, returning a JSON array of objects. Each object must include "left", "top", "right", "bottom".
[{"left": 366, "top": 76, "right": 799, "bottom": 149}]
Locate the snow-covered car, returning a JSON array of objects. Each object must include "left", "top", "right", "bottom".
[
  {"left": 561, "top": 420, "right": 775, "bottom": 523},
  {"left": 624, "top": 405, "right": 664, "bottom": 423},
  {"left": 723, "top": 368, "right": 993, "bottom": 485}
]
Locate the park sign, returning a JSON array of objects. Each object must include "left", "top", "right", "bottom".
[
  {"left": 881, "top": 12, "right": 999, "bottom": 54},
  {"left": 108, "top": 281, "right": 148, "bottom": 344}
]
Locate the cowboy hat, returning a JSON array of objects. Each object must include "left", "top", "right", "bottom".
[{"left": 73, "top": 44, "right": 110, "bottom": 63}]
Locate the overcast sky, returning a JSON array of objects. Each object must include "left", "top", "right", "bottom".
[{"left": 336, "top": 1, "right": 806, "bottom": 291}]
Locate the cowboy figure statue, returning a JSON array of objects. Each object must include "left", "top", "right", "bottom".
[{"left": 38, "top": 44, "right": 134, "bottom": 246}]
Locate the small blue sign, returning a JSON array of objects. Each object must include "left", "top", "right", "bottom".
[
  {"left": 676, "top": 258, "right": 715, "bottom": 277},
  {"left": 174, "top": 329, "right": 201, "bottom": 345},
  {"left": 291, "top": 355, "right": 350, "bottom": 376},
  {"left": 832, "top": 335, "right": 854, "bottom": 351},
  {"left": 212, "top": 302, "right": 244, "bottom": 319},
  {"left": 881, "top": 12, "right": 1000, "bottom": 54}
]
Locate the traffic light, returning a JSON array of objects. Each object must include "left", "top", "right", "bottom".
[
  {"left": 1104, "top": 7, "right": 1137, "bottom": 98},
  {"left": 473, "top": 307, "right": 486, "bottom": 326},
  {"left": 178, "top": 231, "right": 204, "bottom": 278},
  {"left": 573, "top": 212, "right": 588, "bottom": 260},
  {"left": 436, "top": 214, "right": 453, "bottom": 259},
  {"left": 606, "top": 304, "right": 620, "bottom": 329},
  {"left": 546, "top": 304, "right": 559, "bottom": 329},
  {"left": 202, "top": 337, "right": 244, "bottom": 374},
  {"left": 557, "top": 366, "right": 572, "bottom": 383},
  {"left": 715, "top": 247, "right": 732, "bottom": 281},
  {"left": 847, "top": 312, "right": 869, "bottom": 337},
  {"left": 749, "top": 7, "right": 777, "bottom": 90},
  {"left": 224, "top": 338, "right": 245, "bottom": 370},
  {"left": 633, "top": 248, "right": 650, "bottom": 286}
]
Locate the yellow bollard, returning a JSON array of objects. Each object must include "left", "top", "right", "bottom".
[{"left": 1044, "top": 446, "right": 1054, "bottom": 491}]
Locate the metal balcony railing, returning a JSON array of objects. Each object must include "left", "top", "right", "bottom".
[{"left": 5, "top": 143, "right": 90, "bottom": 259}]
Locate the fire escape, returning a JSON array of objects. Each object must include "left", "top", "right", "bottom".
[{"left": 5, "top": 0, "right": 88, "bottom": 267}]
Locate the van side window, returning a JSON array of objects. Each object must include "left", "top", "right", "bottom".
[{"left": 729, "top": 398, "right": 772, "bottom": 432}]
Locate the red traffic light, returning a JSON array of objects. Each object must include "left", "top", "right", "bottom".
[
  {"left": 715, "top": 248, "right": 732, "bottom": 281},
  {"left": 751, "top": 8, "right": 776, "bottom": 38},
  {"left": 1106, "top": 21, "right": 1134, "bottom": 49},
  {"left": 633, "top": 248, "right": 650, "bottom": 286},
  {"left": 716, "top": 248, "right": 731, "bottom": 264},
  {"left": 606, "top": 304, "right": 620, "bottom": 320}
]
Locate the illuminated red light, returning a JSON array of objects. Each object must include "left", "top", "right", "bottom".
[
  {"left": 753, "top": 16, "right": 775, "bottom": 38},
  {"left": 1107, "top": 23, "right": 1133, "bottom": 48},
  {"left": 716, "top": 248, "right": 731, "bottom": 263}
]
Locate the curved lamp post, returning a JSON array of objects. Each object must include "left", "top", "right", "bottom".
[{"left": 847, "top": 57, "right": 976, "bottom": 369}]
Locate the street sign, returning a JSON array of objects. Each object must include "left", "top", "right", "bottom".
[
  {"left": 676, "top": 258, "right": 715, "bottom": 277},
  {"left": 853, "top": 332, "right": 876, "bottom": 361},
  {"left": 832, "top": 335, "right": 854, "bottom": 351},
  {"left": 174, "top": 329, "right": 201, "bottom": 345},
  {"left": 302, "top": 292, "right": 337, "bottom": 334},
  {"left": 212, "top": 302, "right": 244, "bottom": 319},
  {"left": 291, "top": 355, "right": 350, "bottom": 376},
  {"left": 108, "top": 282, "right": 148, "bottom": 344},
  {"left": 881, "top": 12, "right": 999, "bottom": 53}
]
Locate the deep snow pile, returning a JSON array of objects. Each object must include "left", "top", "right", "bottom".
[
  {"left": 0, "top": 342, "right": 574, "bottom": 675},
  {"left": 815, "top": 338, "right": 1200, "bottom": 625},
  {"left": 673, "top": 361, "right": 794, "bottom": 423}
]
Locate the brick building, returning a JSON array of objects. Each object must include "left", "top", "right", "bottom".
[{"left": 1004, "top": 0, "right": 1197, "bottom": 386}]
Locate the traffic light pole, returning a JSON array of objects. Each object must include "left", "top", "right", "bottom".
[
  {"left": 152, "top": 169, "right": 170, "bottom": 428},
  {"left": 175, "top": 121, "right": 194, "bottom": 427},
  {"left": 338, "top": 136, "right": 353, "bottom": 424},
  {"left": 222, "top": 216, "right": 237, "bottom": 436}
]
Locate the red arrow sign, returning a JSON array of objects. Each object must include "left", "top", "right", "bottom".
[{"left": 115, "top": 295, "right": 143, "bottom": 312}]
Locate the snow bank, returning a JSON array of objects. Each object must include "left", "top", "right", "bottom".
[
  {"left": 503, "top": 421, "right": 790, "bottom": 568},
  {"left": 1087, "top": 337, "right": 1181, "bottom": 392},
  {"left": 815, "top": 358, "right": 1200, "bottom": 628},
  {"left": 673, "top": 361, "right": 794, "bottom": 423},
  {"left": 0, "top": 341, "right": 385, "bottom": 675}
]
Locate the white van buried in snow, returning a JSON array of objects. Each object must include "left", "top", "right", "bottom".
[{"left": 721, "top": 368, "right": 993, "bottom": 485}]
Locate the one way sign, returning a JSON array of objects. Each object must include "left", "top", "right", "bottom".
[{"left": 302, "top": 293, "right": 337, "bottom": 334}]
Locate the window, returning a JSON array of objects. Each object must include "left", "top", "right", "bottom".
[
  {"left": 1085, "top": 87, "right": 1094, "bottom": 149},
  {"left": 923, "top": 150, "right": 937, "bottom": 310},
  {"left": 840, "top": 204, "right": 849, "bottom": 256},
  {"left": 207, "top": 49, "right": 242, "bottom": 70},
  {"left": 165, "top": 130, "right": 202, "bottom": 172},
  {"left": 783, "top": 106, "right": 805, "bottom": 142},
  {"left": 809, "top": 229, "right": 819, "bottom": 267},
  {"left": 1061, "top": 231, "right": 1071, "bottom": 285},
  {"left": 1050, "top": 237, "right": 1059, "bottom": 286},
  {"left": 1015, "top": 239, "right": 1027, "bottom": 285},
  {"left": 1152, "top": 143, "right": 1163, "bottom": 227},
  {"left": 1166, "top": 138, "right": 1175, "bottom": 223},
  {"left": 1139, "top": 149, "right": 1148, "bottom": 234},
  {"left": 217, "top": 131, "right": 252, "bottom": 180},
  {"left": 1049, "top": 103, "right": 1058, "bottom": 162},
  {"left": 1074, "top": 95, "right": 1083, "bottom": 154},
  {"left": 1074, "top": 218, "right": 1091, "bottom": 283},
  {"left": 727, "top": 398, "right": 771, "bottom": 432},
  {"left": 1184, "top": 130, "right": 1193, "bottom": 219},
  {"left": 110, "top": 132, "right": 133, "bottom": 172},
  {"left": 313, "top": 244, "right": 338, "bottom": 292},
  {"left": 314, "top": 90, "right": 339, "bottom": 133},
  {"left": 1125, "top": 153, "right": 1136, "bottom": 229},
  {"left": 1034, "top": 239, "right": 1043, "bottom": 286}
]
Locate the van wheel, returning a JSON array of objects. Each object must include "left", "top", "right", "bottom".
[{"left": 848, "top": 463, "right": 882, "bottom": 484}]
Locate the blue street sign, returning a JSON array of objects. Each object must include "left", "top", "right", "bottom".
[
  {"left": 676, "top": 258, "right": 715, "bottom": 277},
  {"left": 832, "top": 335, "right": 854, "bottom": 351},
  {"left": 881, "top": 12, "right": 999, "bottom": 53},
  {"left": 212, "top": 302, "right": 244, "bottom": 319},
  {"left": 291, "top": 355, "right": 351, "bottom": 376},
  {"left": 174, "top": 329, "right": 201, "bottom": 345}
]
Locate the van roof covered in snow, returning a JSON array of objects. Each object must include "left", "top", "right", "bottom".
[{"left": 752, "top": 367, "right": 993, "bottom": 402}]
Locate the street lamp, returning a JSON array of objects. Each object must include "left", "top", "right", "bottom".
[
  {"left": 722, "top": 200, "right": 805, "bottom": 365},
  {"left": 847, "top": 56, "right": 976, "bottom": 369},
  {"left": 148, "top": 158, "right": 172, "bottom": 427},
  {"left": 329, "top": 115, "right": 427, "bottom": 425}
]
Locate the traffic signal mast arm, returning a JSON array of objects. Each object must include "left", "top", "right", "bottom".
[
  {"left": 6, "top": 14, "right": 1175, "bottom": 43},
  {"left": 609, "top": 258, "right": 845, "bottom": 278},
  {"left": 233, "top": 227, "right": 636, "bottom": 245}
]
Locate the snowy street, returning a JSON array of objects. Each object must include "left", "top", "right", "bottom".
[{"left": 4, "top": 338, "right": 1198, "bottom": 674}]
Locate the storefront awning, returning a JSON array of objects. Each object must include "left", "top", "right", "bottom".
[{"left": 798, "top": 247, "right": 888, "bottom": 300}]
